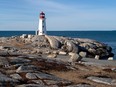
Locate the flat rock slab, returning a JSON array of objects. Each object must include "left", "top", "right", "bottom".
[
  {"left": 16, "top": 65, "right": 40, "bottom": 73},
  {"left": 82, "top": 58, "right": 116, "bottom": 66},
  {"left": 9, "top": 57, "right": 31, "bottom": 64},
  {"left": 0, "top": 57, "right": 9, "bottom": 66},
  {"left": 87, "top": 76, "right": 116, "bottom": 85},
  {"left": 67, "top": 84, "right": 94, "bottom": 87},
  {"left": 25, "top": 72, "right": 72, "bottom": 86},
  {"left": 0, "top": 72, "right": 18, "bottom": 82},
  {"left": 10, "top": 74, "right": 22, "bottom": 80},
  {"left": 32, "top": 80, "right": 45, "bottom": 85},
  {"left": 16, "top": 84, "right": 46, "bottom": 87},
  {"left": 0, "top": 51, "right": 9, "bottom": 56},
  {"left": 26, "top": 73, "right": 37, "bottom": 79}
]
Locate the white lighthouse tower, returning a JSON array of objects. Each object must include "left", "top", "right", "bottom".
[{"left": 36, "top": 12, "right": 47, "bottom": 35}]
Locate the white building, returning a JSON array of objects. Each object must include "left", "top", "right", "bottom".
[{"left": 36, "top": 12, "right": 47, "bottom": 35}]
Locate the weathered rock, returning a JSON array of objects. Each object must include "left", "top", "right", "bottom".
[
  {"left": 47, "top": 54, "right": 57, "bottom": 58},
  {"left": 0, "top": 51, "right": 9, "bottom": 56},
  {"left": 79, "top": 51, "right": 87, "bottom": 58},
  {"left": 35, "top": 72, "right": 60, "bottom": 80},
  {"left": 65, "top": 40, "right": 79, "bottom": 53},
  {"left": 44, "top": 79, "right": 72, "bottom": 86},
  {"left": 16, "top": 84, "right": 46, "bottom": 87},
  {"left": 87, "top": 76, "right": 116, "bottom": 85},
  {"left": 88, "top": 48, "right": 96, "bottom": 55},
  {"left": 9, "top": 57, "right": 31, "bottom": 65},
  {"left": 0, "top": 37, "right": 8, "bottom": 43},
  {"left": 31, "top": 35, "right": 46, "bottom": 42},
  {"left": 68, "top": 53, "right": 82, "bottom": 63},
  {"left": 20, "top": 34, "right": 28, "bottom": 38},
  {"left": 0, "top": 57, "right": 9, "bottom": 67},
  {"left": 33, "top": 72, "right": 72, "bottom": 85},
  {"left": 26, "top": 73, "right": 37, "bottom": 79},
  {"left": 45, "top": 35, "right": 61, "bottom": 49},
  {"left": 108, "top": 57, "right": 113, "bottom": 60},
  {"left": 112, "top": 68, "right": 116, "bottom": 72},
  {"left": 10, "top": 74, "right": 22, "bottom": 80},
  {"left": 95, "top": 55, "right": 100, "bottom": 60},
  {"left": 8, "top": 52, "right": 22, "bottom": 56},
  {"left": 53, "top": 36, "right": 66, "bottom": 44},
  {"left": 27, "top": 34, "right": 33, "bottom": 39},
  {"left": 59, "top": 51, "right": 67, "bottom": 55},
  {"left": 44, "top": 80, "right": 60, "bottom": 85},
  {"left": 106, "top": 46, "right": 112, "bottom": 52},
  {"left": 0, "top": 46, "right": 4, "bottom": 50},
  {"left": 67, "top": 84, "right": 94, "bottom": 87},
  {"left": 16, "top": 65, "right": 40, "bottom": 73},
  {"left": 0, "top": 72, "right": 19, "bottom": 82},
  {"left": 79, "top": 43, "right": 90, "bottom": 50},
  {"left": 0, "top": 46, "right": 18, "bottom": 51},
  {"left": 32, "top": 80, "right": 45, "bottom": 85}
]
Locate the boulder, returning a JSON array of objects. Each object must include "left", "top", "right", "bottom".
[
  {"left": 65, "top": 40, "right": 79, "bottom": 53},
  {"left": 27, "top": 34, "right": 33, "bottom": 39},
  {"left": 45, "top": 35, "right": 61, "bottom": 49},
  {"left": 106, "top": 46, "right": 112, "bottom": 52},
  {"left": 88, "top": 48, "right": 96, "bottom": 54},
  {"left": 79, "top": 51, "right": 87, "bottom": 58},
  {"left": 20, "top": 34, "right": 28, "bottom": 38},
  {"left": 95, "top": 55, "right": 100, "bottom": 60},
  {"left": 68, "top": 53, "right": 82, "bottom": 63},
  {"left": 53, "top": 36, "right": 66, "bottom": 44},
  {"left": 59, "top": 51, "right": 67, "bottom": 55},
  {"left": 108, "top": 57, "right": 113, "bottom": 60}
]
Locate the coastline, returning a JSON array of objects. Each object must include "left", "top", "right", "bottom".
[
  {"left": 0, "top": 34, "right": 116, "bottom": 87},
  {"left": 0, "top": 31, "right": 116, "bottom": 60}
]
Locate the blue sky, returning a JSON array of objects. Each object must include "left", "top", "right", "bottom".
[{"left": 0, "top": 0, "right": 116, "bottom": 31}]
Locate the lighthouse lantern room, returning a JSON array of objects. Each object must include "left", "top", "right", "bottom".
[{"left": 36, "top": 12, "right": 47, "bottom": 35}]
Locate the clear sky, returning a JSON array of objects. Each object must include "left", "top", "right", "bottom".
[{"left": 0, "top": 0, "right": 116, "bottom": 31}]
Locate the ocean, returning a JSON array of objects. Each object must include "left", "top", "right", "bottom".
[{"left": 0, "top": 31, "right": 116, "bottom": 59}]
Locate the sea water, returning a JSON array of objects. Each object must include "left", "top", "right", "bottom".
[{"left": 0, "top": 31, "right": 116, "bottom": 59}]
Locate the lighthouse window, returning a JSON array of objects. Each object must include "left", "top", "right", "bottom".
[
  {"left": 43, "top": 26, "right": 44, "bottom": 28},
  {"left": 43, "top": 20, "right": 44, "bottom": 23}
]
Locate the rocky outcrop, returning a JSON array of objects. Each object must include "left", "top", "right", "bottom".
[{"left": 0, "top": 34, "right": 115, "bottom": 87}]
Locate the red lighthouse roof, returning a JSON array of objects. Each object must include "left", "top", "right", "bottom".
[
  {"left": 40, "top": 11, "right": 45, "bottom": 15},
  {"left": 40, "top": 11, "right": 45, "bottom": 19}
]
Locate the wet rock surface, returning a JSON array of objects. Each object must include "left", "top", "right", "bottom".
[{"left": 0, "top": 35, "right": 116, "bottom": 87}]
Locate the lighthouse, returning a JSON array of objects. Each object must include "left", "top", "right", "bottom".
[{"left": 36, "top": 12, "right": 47, "bottom": 35}]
